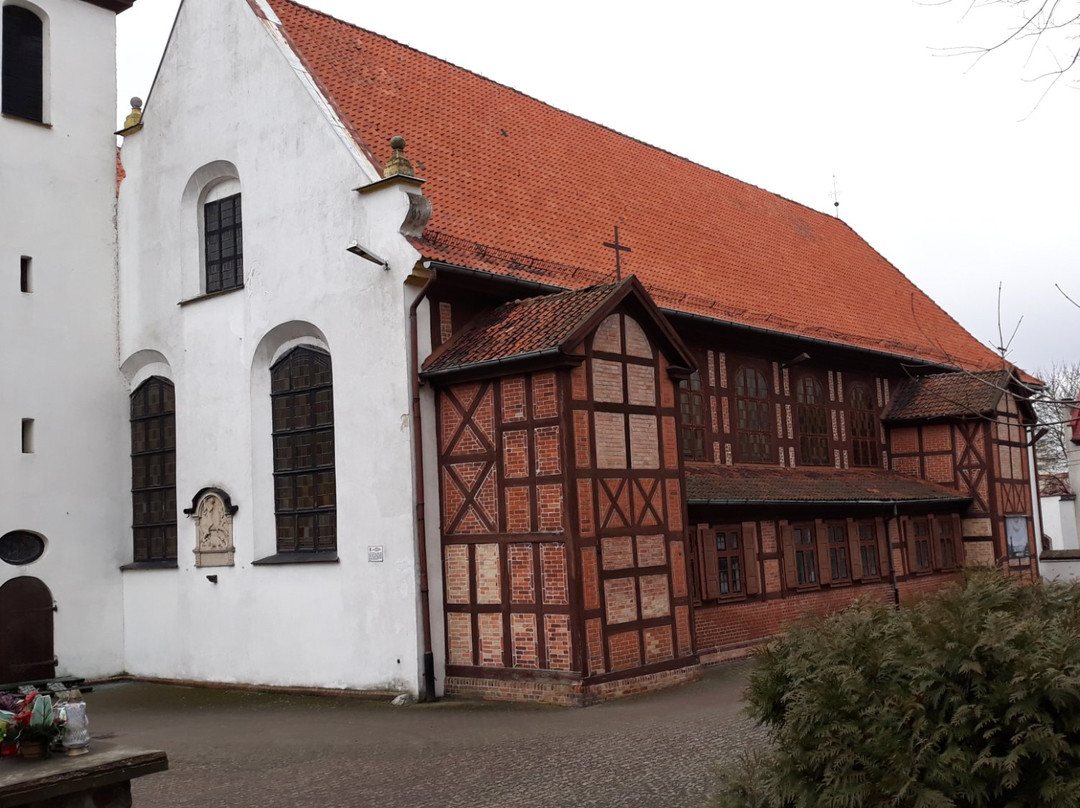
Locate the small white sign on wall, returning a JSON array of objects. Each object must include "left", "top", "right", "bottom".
[{"left": 368, "top": 545, "right": 384, "bottom": 563}]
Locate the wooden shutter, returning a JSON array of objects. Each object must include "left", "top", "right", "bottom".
[
  {"left": 900, "top": 516, "right": 914, "bottom": 575},
  {"left": 814, "top": 519, "right": 830, "bottom": 585},
  {"left": 780, "top": 520, "right": 798, "bottom": 590},
  {"left": 846, "top": 518, "right": 863, "bottom": 580},
  {"left": 952, "top": 513, "right": 964, "bottom": 567},
  {"left": 875, "top": 517, "right": 890, "bottom": 579},
  {"left": 697, "top": 524, "right": 720, "bottom": 601},
  {"left": 741, "top": 521, "right": 760, "bottom": 596}
]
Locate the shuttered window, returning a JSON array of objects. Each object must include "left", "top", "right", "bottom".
[
  {"left": 735, "top": 366, "right": 771, "bottom": 463},
  {"left": 2, "top": 6, "right": 43, "bottom": 122},
  {"left": 678, "top": 372, "right": 706, "bottom": 461},
  {"left": 271, "top": 347, "right": 336, "bottom": 553},
  {"left": 827, "top": 523, "right": 849, "bottom": 582},
  {"left": 849, "top": 384, "right": 879, "bottom": 467},
  {"left": 204, "top": 193, "right": 243, "bottom": 293},
  {"left": 796, "top": 375, "right": 830, "bottom": 465},
  {"left": 131, "top": 377, "right": 178, "bottom": 562},
  {"left": 858, "top": 521, "right": 880, "bottom": 578}
]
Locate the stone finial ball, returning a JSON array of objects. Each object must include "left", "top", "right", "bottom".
[
  {"left": 130, "top": 97, "right": 143, "bottom": 109},
  {"left": 390, "top": 135, "right": 407, "bottom": 150}
]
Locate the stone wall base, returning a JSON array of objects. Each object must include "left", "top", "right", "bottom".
[{"left": 445, "top": 662, "right": 703, "bottom": 707}]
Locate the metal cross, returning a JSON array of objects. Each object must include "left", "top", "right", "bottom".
[{"left": 603, "top": 226, "right": 632, "bottom": 281}]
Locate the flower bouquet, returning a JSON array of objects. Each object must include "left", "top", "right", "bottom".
[{"left": 2, "top": 690, "right": 65, "bottom": 758}]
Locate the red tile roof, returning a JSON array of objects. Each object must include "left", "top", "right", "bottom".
[
  {"left": 884, "top": 370, "right": 1014, "bottom": 422},
  {"left": 685, "top": 463, "right": 968, "bottom": 505},
  {"left": 423, "top": 282, "right": 621, "bottom": 376},
  {"left": 262, "top": 0, "right": 1004, "bottom": 372}
]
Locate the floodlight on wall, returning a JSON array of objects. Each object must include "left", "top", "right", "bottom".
[
  {"left": 347, "top": 242, "right": 390, "bottom": 270},
  {"left": 782, "top": 352, "right": 811, "bottom": 369}
]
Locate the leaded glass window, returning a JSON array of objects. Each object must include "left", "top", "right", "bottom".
[
  {"left": 736, "top": 367, "right": 772, "bottom": 463},
  {"left": 796, "top": 376, "right": 830, "bottom": 465},
  {"left": 130, "top": 378, "right": 177, "bottom": 562}
]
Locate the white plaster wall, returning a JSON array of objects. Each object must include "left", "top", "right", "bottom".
[
  {"left": 1069, "top": 439, "right": 1080, "bottom": 547},
  {"left": 1040, "top": 496, "right": 1065, "bottom": 549},
  {"left": 117, "top": 0, "right": 428, "bottom": 693},
  {"left": 0, "top": 0, "right": 128, "bottom": 679},
  {"left": 1037, "top": 559, "right": 1080, "bottom": 583}
]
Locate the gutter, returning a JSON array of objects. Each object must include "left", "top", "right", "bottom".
[
  {"left": 686, "top": 496, "right": 969, "bottom": 507},
  {"left": 408, "top": 270, "right": 437, "bottom": 702}
]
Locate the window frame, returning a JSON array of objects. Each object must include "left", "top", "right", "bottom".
[
  {"left": 795, "top": 374, "right": 830, "bottom": 466},
  {"left": 734, "top": 364, "right": 773, "bottom": 464},
  {"left": 129, "top": 376, "right": 178, "bottom": 565},
  {"left": 270, "top": 346, "right": 336, "bottom": 555},
  {"left": 678, "top": 371, "right": 706, "bottom": 461},
  {"left": 792, "top": 522, "right": 818, "bottom": 587},
  {"left": 857, "top": 520, "right": 881, "bottom": 579},
  {"left": 1, "top": 4, "right": 45, "bottom": 124},
  {"left": 203, "top": 190, "right": 244, "bottom": 295},
  {"left": 848, "top": 383, "right": 879, "bottom": 467},
  {"left": 908, "top": 517, "right": 932, "bottom": 573},
  {"left": 826, "top": 522, "right": 850, "bottom": 583}
]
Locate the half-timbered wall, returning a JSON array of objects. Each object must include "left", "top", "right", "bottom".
[
  {"left": 438, "top": 372, "right": 576, "bottom": 675},
  {"left": 568, "top": 312, "right": 695, "bottom": 678}
]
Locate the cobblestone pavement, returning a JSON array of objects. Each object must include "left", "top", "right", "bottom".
[{"left": 86, "top": 661, "right": 765, "bottom": 808}]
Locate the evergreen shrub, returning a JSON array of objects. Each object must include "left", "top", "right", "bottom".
[{"left": 713, "top": 569, "right": 1080, "bottom": 808}]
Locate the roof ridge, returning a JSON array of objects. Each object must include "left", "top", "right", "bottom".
[{"left": 268, "top": 0, "right": 851, "bottom": 229}]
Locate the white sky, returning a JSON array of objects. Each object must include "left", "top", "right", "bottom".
[{"left": 116, "top": 0, "right": 1080, "bottom": 375}]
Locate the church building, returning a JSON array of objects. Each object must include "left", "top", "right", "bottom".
[{"left": 1, "top": 0, "right": 1042, "bottom": 705}]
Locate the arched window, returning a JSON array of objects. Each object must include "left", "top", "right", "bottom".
[
  {"left": 130, "top": 377, "right": 177, "bottom": 563},
  {"left": 2, "top": 5, "right": 44, "bottom": 122},
  {"left": 849, "top": 384, "right": 878, "bottom": 467},
  {"left": 271, "top": 347, "right": 336, "bottom": 554},
  {"left": 795, "top": 375, "right": 829, "bottom": 465},
  {"left": 735, "top": 366, "right": 771, "bottom": 463}
]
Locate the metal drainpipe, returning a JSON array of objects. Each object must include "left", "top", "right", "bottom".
[
  {"left": 886, "top": 504, "right": 901, "bottom": 608},
  {"left": 409, "top": 270, "right": 437, "bottom": 701}
]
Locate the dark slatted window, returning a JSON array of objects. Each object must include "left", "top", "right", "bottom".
[
  {"left": 794, "top": 524, "right": 817, "bottom": 586},
  {"left": 827, "top": 523, "right": 849, "bottom": 581},
  {"left": 272, "top": 347, "right": 336, "bottom": 554},
  {"left": 736, "top": 366, "right": 772, "bottom": 463},
  {"left": 2, "top": 6, "right": 44, "bottom": 122},
  {"left": 858, "top": 522, "right": 880, "bottom": 578},
  {"left": 911, "top": 518, "right": 931, "bottom": 571},
  {"left": 936, "top": 517, "right": 957, "bottom": 569},
  {"left": 796, "top": 376, "right": 830, "bottom": 465},
  {"left": 678, "top": 372, "right": 706, "bottom": 461},
  {"left": 204, "top": 193, "right": 243, "bottom": 293},
  {"left": 131, "top": 378, "right": 177, "bottom": 562},
  {"left": 715, "top": 526, "right": 743, "bottom": 597},
  {"left": 849, "top": 384, "right": 878, "bottom": 467}
]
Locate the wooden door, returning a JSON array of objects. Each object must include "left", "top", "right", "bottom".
[{"left": 0, "top": 577, "right": 55, "bottom": 684}]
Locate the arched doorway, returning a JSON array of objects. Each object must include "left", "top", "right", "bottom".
[{"left": 0, "top": 577, "right": 55, "bottom": 684}]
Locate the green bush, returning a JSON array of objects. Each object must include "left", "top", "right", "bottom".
[{"left": 713, "top": 569, "right": 1080, "bottom": 808}]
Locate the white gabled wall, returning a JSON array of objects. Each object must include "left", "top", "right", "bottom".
[
  {"left": 0, "top": 0, "right": 127, "bottom": 679},
  {"left": 117, "top": 0, "right": 427, "bottom": 693}
]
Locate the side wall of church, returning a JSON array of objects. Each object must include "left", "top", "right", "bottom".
[
  {"left": 0, "top": 0, "right": 128, "bottom": 678},
  {"left": 116, "top": 0, "right": 427, "bottom": 693}
]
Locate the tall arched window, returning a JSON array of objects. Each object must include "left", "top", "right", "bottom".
[
  {"left": 2, "top": 5, "right": 44, "bottom": 122},
  {"left": 130, "top": 377, "right": 177, "bottom": 563},
  {"left": 849, "top": 384, "right": 878, "bottom": 467},
  {"left": 735, "top": 366, "right": 771, "bottom": 463},
  {"left": 271, "top": 347, "right": 336, "bottom": 554},
  {"left": 795, "top": 375, "right": 829, "bottom": 465}
]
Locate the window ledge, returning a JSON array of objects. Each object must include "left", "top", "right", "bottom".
[
  {"left": 2, "top": 113, "right": 51, "bottom": 128},
  {"left": 120, "top": 560, "right": 178, "bottom": 571},
  {"left": 252, "top": 551, "right": 339, "bottom": 566},
  {"left": 178, "top": 284, "right": 245, "bottom": 307}
]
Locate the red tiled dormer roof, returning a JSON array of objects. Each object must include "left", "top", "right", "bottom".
[
  {"left": 261, "top": 0, "right": 1005, "bottom": 372},
  {"left": 885, "top": 370, "right": 1014, "bottom": 422}
]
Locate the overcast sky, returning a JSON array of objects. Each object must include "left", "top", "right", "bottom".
[{"left": 116, "top": 0, "right": 1079, "bottom": 376}]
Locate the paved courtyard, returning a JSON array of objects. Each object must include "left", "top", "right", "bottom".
[{"left": 83, "top": 661, "right": 764, "bottom": 807}]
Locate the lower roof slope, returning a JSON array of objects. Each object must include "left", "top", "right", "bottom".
[{"left": 263, "top": 0, "right": 1004, "bottom": 372}]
